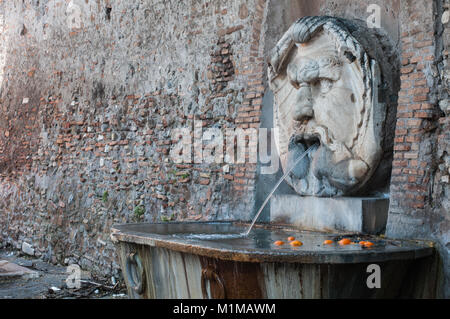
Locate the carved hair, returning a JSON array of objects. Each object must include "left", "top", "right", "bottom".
[{"left": 268, "top": 16, "right": 371, "bottom": 86}]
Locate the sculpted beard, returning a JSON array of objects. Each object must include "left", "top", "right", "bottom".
[{"left": 285, "top": 86, "right": 368, "bottom": 195}]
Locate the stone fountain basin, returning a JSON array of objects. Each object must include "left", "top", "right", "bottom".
[{"left": 111, "top": 222, "right": 436, "bottom": 299}]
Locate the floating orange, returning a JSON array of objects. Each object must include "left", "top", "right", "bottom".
[
  {"left": 338, "top": 238, "right": 351, "bottom": 245},
  {"left": 288, "top": 236, "right": 295, "bottom": 241},
  {"left": 363, "top": 241, "right": 375, "bottom": 248},
  {"left": 290, "top": 240, "right": 303, "bottom": 247},
  {"left": 323, "top": 240, "right": 333, "bottom": 245},
  {"left": 274, "top": 240, "right": 285, "bottom": 246},
  {"left": 359, "top": 241, "right": 367, "bottom": 245}
]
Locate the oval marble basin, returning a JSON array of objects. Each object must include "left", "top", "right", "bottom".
[{"left": 111, "top": 222, "right": 436, "bottom": 299}]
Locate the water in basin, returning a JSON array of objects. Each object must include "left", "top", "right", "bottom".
[{"left": 171, "top": 144, "right": 318, "bottom": 241}]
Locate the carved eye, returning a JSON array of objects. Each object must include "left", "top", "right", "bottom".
[
  {"left": 319, "top": 79, "right": 333, "bottom": 94},
  {"left": 290, "top": 79, "right": 300, "bottom": 89}
]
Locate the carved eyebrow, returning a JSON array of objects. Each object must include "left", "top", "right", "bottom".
[
  {"left": 317, "top": 57, "right": 342, "bottom": 81},
  {"left": 288, "top": 56, "right": 342, "bottom": 86},
  {"left": 318, "top": 68, "right": 341, "bottom": 82},
  {"left": 317, "top": 56, "right": 342, "bottom": 68},
  {"left": 288, "top": 60, "right": 319, "bottom": 84}
]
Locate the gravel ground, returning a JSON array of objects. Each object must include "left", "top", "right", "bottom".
[{"left": 0, "top": 248, "right": 127, "bottom": 299}]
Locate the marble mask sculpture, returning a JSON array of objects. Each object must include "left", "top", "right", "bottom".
[{"left": 268, "top": 16, "right": 397, "bottom": 197}]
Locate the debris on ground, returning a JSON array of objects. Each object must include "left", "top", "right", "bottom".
[{"left": 0, "top": 248, "right": 127, "bottom": 299}]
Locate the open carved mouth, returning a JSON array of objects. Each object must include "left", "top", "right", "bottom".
[
  {"left": 286, "top": 133, "right": 321, "bottom": 180},
  {"left": 290, "top": 133, "right": 321, "bottom": 150}
]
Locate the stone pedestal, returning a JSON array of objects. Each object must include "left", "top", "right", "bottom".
[{"left": 270, "top": 195, "right": 389, "bottom": 234}]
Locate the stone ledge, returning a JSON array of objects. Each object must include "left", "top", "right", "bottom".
[{"left": 270, "top": 195, "right": 389, "bottom": 234}]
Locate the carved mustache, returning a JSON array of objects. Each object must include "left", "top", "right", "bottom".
[{"left": 291, "top": 87, "right": 355, "bottom": 154}]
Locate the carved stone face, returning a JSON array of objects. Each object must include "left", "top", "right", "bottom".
[{"left": 269, "top": 17, "right": 388, "bottom": 197}]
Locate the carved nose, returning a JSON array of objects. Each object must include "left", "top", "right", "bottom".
[{"left": 293, "top": 85, "right": 314, "bottom": 121}]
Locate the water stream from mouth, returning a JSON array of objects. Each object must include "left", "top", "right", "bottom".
[
  {"left": 182, "top": 144, "right": 318, "bottom": 240},
  {"left": 243, "top": 143, "right": 318, "bottom": 237}
]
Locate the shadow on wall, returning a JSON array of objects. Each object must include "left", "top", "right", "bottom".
[{"left": 253, "top": 90, "right": 297, "bottom": 222}]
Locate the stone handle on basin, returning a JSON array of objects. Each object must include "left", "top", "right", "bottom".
[
  {"left": 201, "top": 267, "right": 225, "bottom": 299},
  {"left": 125, "top": 252, "right": 146, "bottom": 295}
]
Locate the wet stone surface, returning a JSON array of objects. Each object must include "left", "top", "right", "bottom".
[{"left": 111, "top": 222, "right": 434, "bottom": 264}]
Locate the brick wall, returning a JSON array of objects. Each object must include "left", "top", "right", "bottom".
[
  {"left": 390, "top": 3, "right": 438, "bottom": 210},
  {"left": 0, "top": 0, "right": 269, "bottom": 276},
  {"left": 386, "top": 0, "right": 449, "bottom": 297}
]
